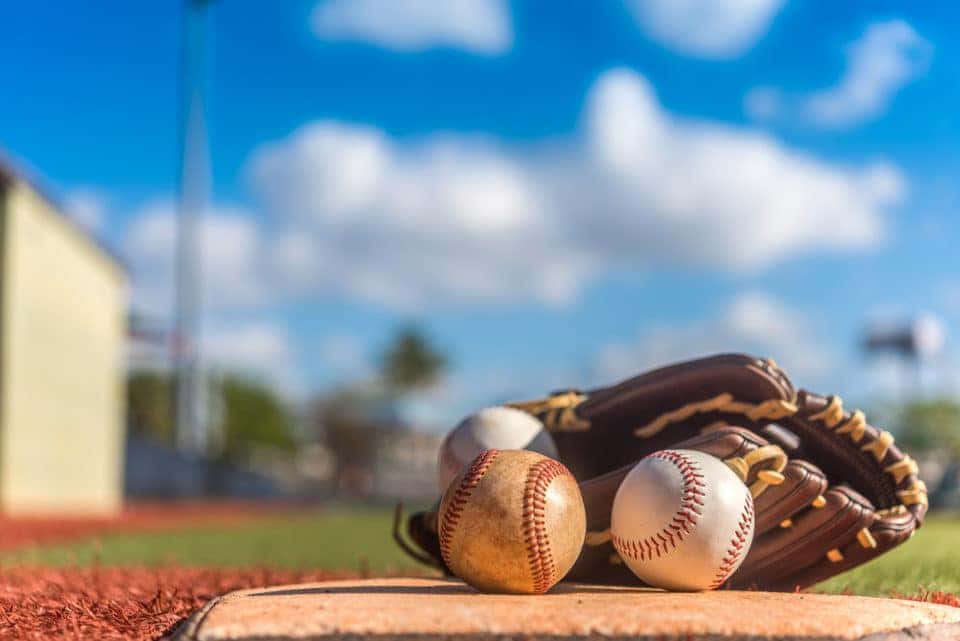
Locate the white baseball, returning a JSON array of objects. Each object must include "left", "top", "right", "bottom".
[
  {"left": 611, "top": 449, "right": 754, "bottom": 591},
  {"left": 437, "top": 407, "right": 559, "bottom": 491}
]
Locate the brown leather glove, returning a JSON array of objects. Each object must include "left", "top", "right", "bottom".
[{"left": 395, "top": 353, "right": 927, "bottom": 591}]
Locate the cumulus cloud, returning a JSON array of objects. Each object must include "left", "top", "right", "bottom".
[
  {"left": 311, "top": 0, "right": 512, "bottom": 55},
  {"left": 203, "top": 322, "right": 291, "bottom": 373},
  {"left": 596, "top": 291, "right": 833, "bottom": 385},
  {"left": 250, "top": 123, "right": 588, "bottom": 308},
  {"left": 746, "top": 20, "right": 931, "bottom": 129},
  {"left": 244, "top": 68, "right": 901, "bottom": 309},
  {"left": 577, "top": 69, "right": 901, "bottom": 271},
  {"left": 202, "top": 321, "right": 302, "bottom": 395},
  {"left": 122, "top": 200, "right": 271, "bottom": 317},
  {"left": 123, "top": 68, "right": 904, "bottom": 314},
  {"left": 63, "top": 188, "right": 107, "bottom": 234},
  {"left": 624, "top": 0, "right": 783, "bottom": 59}
]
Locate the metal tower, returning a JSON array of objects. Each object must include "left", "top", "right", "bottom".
[{"left": 174, "top": 0, "right": 214, "bottom": 453}]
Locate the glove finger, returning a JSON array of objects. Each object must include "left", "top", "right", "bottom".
[
  {"left": 786, "top": 390, "right": 928, "bottom": 524},
  {"left": 729, "top": 486, "right": 875, "bottom": 590},
  {"left": 766, "top": 507, "right": 917, "bottom": 592},
  {"left": 674, "top": 427, "right": 812, "bottom": 534},
  {"left": 753, "top": 460, "right": 827, "bottom": 535}
]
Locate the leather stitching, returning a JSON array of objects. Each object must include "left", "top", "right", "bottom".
[
  {"left": 522, "top": 459, "right": 572, "bottom": 594},
  {"left": 438, "top": 449, "right": 500, "bottom": 567},
  {"left": 710, "top": 493, "right": 754, "bottom": 589},
  {"left": 612, "top": 450, "right": 704, "bottom": 562}
]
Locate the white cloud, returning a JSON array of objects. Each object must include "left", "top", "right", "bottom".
[
  {"left": 746, "top": 20, "right": 931, "bottom": 129},
  {"left": 122, "top": 201, "right": 270, "bottom": 317},
  {"left": 250, "top": 123, "right": 587, "bottom": 308},
  {"left": 311, "top": 0, "right": 512, "bottom": 55},
  {"left": 203, "top": 322, "right": 300, "bottom": 394},
  {"left": 574, "top": 69, "right": 900, "bottom": 271},
  {"left": 624, "top": 0, "right": 783, "bottom": 59},
  {"left": 63, "top": 189, "right": 106, "bottom": 233},
  {"left": 120, "top": 68, "right": 903, "bottom": 315},
  {"left": 126, "top": 315, "right": 300, "bottom": 395},
  {"left": 241, "top": 68, "right": 903, "bottom": 310},
  {"left": 596, "top": 291, "right": 832, "bottom": 386},
  {"left": 204, "top": 322, "right": 291, "bottom": 373}
]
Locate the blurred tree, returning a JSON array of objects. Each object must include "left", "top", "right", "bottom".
[
  {"left": 313, "top": 386, "right": 387, "bottom": 494},
  {"left": 380, "top": 325, "right": 447, "bottom": 393},
  {"left": 308, "top": 325, "right": 448, "bottom": 494},
  {"left": 896, "top": 398, "right": 960, "bottom": 456},
  {"left": 127, "top": 371, "right": 175, "bottom": 444},
  {"left": 219, "top": 376, "right": 297, "bottom": 461},
  {"left": 129, "top": 371, "right": 297, "bottom": 463}
]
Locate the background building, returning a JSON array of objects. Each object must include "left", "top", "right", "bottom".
[{"left": 0, "top": 156, "right": 126, "bottom": 514}]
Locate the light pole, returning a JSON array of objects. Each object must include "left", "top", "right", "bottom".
[
  {"left": 862, "top": 314, "right": 946, "bottom": 399},
  {"left": 174, "top": 0, "right": 214, "bottom": 454}
]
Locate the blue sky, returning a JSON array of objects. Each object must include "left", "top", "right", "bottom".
[{"left": 2, "top": 1, "right": 959, "bottom": 424}]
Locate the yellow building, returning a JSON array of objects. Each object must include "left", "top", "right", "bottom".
[{"left": 0, "top": 157, "right": 127, "bottom": 515}]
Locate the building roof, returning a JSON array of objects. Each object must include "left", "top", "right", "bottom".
[{"left": 0, "top": 148, "right": 126, "bottom": 271}]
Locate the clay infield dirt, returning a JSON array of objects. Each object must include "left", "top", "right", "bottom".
[
  {"left": 2, "top": 569, "right": 957, "bottom": 641},
  {"left": 170, "top": 577, "right": 960, "bottom": 641},
  {"left": 0, "top": 566, "right": 357, "bottom": 641}
]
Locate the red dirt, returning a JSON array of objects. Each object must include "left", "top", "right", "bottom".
[
  {"left": 0, "top": 566, "right": 954, "bottom": 641},
  {"left": 903, "top": 589, "right": 960, "bottom": 608},
  {"left": 0, "top": 502, "right": 295, "bottom": 552},
  {"left": 0, "top": 566, "right": 357, "bottom": 641}
]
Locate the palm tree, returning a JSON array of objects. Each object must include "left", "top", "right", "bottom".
[{"left": 380, "top": 325, "right": 447, "bottom": 394}]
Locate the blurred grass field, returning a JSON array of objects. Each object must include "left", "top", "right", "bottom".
[
  {"left": 2, "top": 507, "right": 957, "bottom": 597},
  {"left": 0, "top": 507, "right": 426, "bottom": 575}
]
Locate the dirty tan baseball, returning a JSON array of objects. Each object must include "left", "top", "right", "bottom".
[
  {"left": 438, "top": 449, "right": 586, "bottom": 594},
  {"left": 611, "top": 449, "right": 755, "bottom": 591}
]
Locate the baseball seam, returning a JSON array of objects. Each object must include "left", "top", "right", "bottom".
[
  {"left": 522, "top": 459, "right": 571, "bottom": 594},
  {"left": 709, "top": 493, "right": 754, "bottom": 589},
  {"left": 439, "top": 449, "right": 501, "bottom": 567},
  {"left": 612, "top": 450, "right": 705, "bottom": 562}
]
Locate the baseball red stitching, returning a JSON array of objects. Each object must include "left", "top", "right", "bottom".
[
  {"left": 709, "top": 492, "right": 754, "bottom": 589},
  {"left": 612, "top": 450, "right": 705, "bottom": 562},
  {"left": 522, "top": 458, "right": 572, "bottom": 594},
  {"left": 438, "top": 449, "right": 501, "bottom": 567}
]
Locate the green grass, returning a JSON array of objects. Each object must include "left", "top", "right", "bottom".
[
  {"left": 0, "top": 507, "right": 427, "bottom": 575},
  {"left": 2, "top": 507, "right": 957, "bottom": 597},
  {"left": 817, "top": 514, "right": 960, "bottom": 596}
]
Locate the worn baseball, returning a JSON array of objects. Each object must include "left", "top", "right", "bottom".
[
  {"left": 437, "top": 407, "right": 559, "bottom": 491},
  {"left": 611, "top": 449, "right": 754, "bottom": 591},
  {"left": 438, "top": 449, "right": 585, "bottom": 594}
]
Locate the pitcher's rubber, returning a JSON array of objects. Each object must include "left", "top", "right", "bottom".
[{"left": 168, "top": 577, "right": 960, "bottom": 641}]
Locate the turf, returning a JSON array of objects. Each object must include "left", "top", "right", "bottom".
[
  {"left": 0, "top": 507, "right": 426, "bottom": 575},
  {"left": 2, "top": 507, "right": 957, "bottom": 597}
]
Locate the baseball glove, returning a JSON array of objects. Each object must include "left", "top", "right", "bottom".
[{"left": 394, "top": 353, "right": 927, "bottom": 591}]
